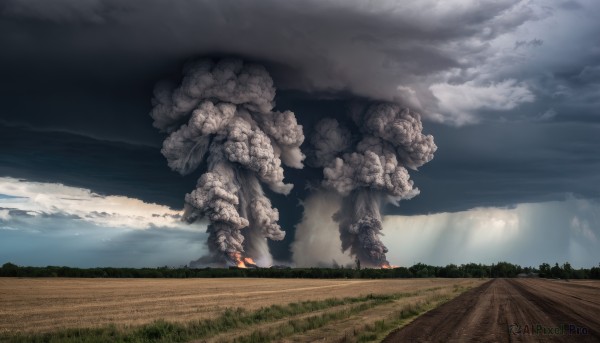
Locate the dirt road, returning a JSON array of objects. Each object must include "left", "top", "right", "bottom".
[{"left": 383, "top": 278, "right": 600, "bottom": 342}]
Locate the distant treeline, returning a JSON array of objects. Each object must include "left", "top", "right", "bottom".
[{"left": 1, "top": 261, "right": 599, "bottom": 279}]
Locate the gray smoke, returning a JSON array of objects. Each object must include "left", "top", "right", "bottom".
[
  {"left": 151, "top": 58, "right": 304, "bottom": 266},
  {"left": 312, "top": 102, "right": 436, "bottom": 267},
  {"left": 291, "top": 190, "right": 353, "bottom": 268},
  {"left": 308, "top": 118, "right": 352, "bottom": 168},
  {"left": 334, "top": 190, "right": 387, "bottom": 265}
]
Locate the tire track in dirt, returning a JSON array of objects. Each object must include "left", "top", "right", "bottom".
[{"left": 383, "top": 279, "right": 600, "bottom": 342}]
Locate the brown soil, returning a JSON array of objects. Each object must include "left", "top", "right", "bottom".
[
  {"left": 0, "top": 277, "right": 476, "bottom": 334},
  {"left": 383, "top": 278, "right": 600, "bottom": 343}
]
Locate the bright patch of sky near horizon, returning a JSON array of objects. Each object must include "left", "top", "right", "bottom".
[
  {"left": 382, "top": 197, "right": 600, "bottom": 268},
  {"left": 0, "top": 178, "right": 208, "bottom": 267},
  {"left": 1, "top": 177, "right": 598, "bottom": 268}
]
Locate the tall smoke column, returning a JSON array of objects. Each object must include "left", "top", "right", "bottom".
[
  {"left": 311, "top": 103, "right": 436, "bottom": 267},
  {"left": 149, "top": 58, "right": 304, "bottom": 267}
]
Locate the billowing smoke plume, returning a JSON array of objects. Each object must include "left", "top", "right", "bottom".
[
  {"left": 150, "top": 58, "right": 304, "bottom": 267},
  {"left": 311, "top": 103, "right": 436, "bottom": 267}
]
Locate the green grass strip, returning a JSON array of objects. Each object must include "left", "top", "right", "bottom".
[
  {"left": 347, "top": 284, "right": 475, "bottom": 342},
  {"left": 225, "top": 288, "right": 445, "bottom": 343},
  {"left": 230, "top": 301, "right": 387, "bottom": 343}
]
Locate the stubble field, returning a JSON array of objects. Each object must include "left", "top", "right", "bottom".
[{"left": 0, "top": 277, "right": 485, "bottom": 342}]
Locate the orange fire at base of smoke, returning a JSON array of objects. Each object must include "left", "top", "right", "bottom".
[
  {"left": 230, "top": 252, "right": 257, "bottom": 268},
  {"left": 380, "top": 263, "right": 398, "bottom": 269}
]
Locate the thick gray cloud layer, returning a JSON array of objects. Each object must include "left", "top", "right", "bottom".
[{"left": 2, "top": 0, "right": 598, "bottom": 129}]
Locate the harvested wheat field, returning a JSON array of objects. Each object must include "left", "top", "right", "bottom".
[{"left": 0, "top": 277, "right": 484, "bottom": 342}]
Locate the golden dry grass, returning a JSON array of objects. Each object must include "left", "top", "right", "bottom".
[{"left": 0, "top": 277, "right": 485, "bottom": 335}]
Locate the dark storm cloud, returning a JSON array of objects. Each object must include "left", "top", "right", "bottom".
[
  {"left": 394, "top": 121, "right": 600, "bottom": 214},
  {"left": 2, "top": 0, "right": 581, "bottom": 131},
  {"left": 0, "top": 123, "right": 194, "bottom": 209},
  {"left": 1, "top": 0, "right": 598, "bottom": 133}
]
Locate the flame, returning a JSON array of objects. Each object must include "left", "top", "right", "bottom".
[
  {"left": 229, "top": 252, "right": 257, "bottom": 268},
  {"left": 229, "top": 252, "right": 245, "bottom": 268},
  {"left": 380, "top": 262, "right": 398, "bottom": 269}
]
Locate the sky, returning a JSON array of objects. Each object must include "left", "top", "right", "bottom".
[{"left": 0, "top": 0, "right": 599, "bottom": 268}]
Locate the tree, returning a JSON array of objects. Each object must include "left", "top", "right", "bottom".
[
  {"left": 1, "top": 262, "right": 19, "bottom": 276},
  {"left": 590, "top": 263, "right": 600, "bottom": 279},
  {"left": 417, "top": 267, "right": 429, "bottom": 278},
  {"left": 539, "top": 263, "right": 551, "bottom": 278},
  {"left": 562, "top": 262, "right": 572, "bottom": 279},
  {"left": 550, "top": 263, "right": 562, "bottom": 278}
]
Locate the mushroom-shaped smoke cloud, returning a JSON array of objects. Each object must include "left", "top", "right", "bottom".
[
  {"left": 150, "top": 58, "right": 304, "bottom": 267},
  {"left": 312, "top": 103, "right": 436, "bottom": 267}
]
